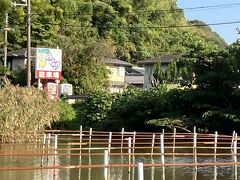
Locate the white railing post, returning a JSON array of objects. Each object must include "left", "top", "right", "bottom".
[
  {"left": 160, "top": 134, "right": 165, "bottom": 164},
  {"left": 137, "top": 162, "right": 144, "bottom": 180},
  {"left": 151, "top": 134, "right": 155, "bottom": 158},
  {"left": 121, "top": 128, "right": 124, "bottom": 154},
  {"left": 108, "top": 132, "right": 112, "bottom": 154},
  {"left": 104, "top": 150, "right": 109, "bottom": 180},
  {"left": 89, "top": 128, "right": 92, "bottom": 153}
]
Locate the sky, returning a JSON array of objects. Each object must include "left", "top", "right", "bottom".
[{"left": 177, "top": 0, "right": 240, "bottom": 44}]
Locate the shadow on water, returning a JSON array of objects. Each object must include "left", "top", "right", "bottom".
[
  {"left": 0, "top": 138, "right": 239, "bottom": 180},
  {"left": 0, "top": 144, "right": 240, "bottom": 180}
]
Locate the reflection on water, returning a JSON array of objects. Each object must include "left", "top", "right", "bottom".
[{"left": 0, "top": 142, "right": 239, "bottom": 180}]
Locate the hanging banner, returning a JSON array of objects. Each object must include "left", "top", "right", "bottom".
[{"left": 35, "top": 48, "right": 62, "bottom": 80}]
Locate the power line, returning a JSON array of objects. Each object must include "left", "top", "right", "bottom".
[
  {"left": 178, "top": 2, "right": 240, "bottom": 12},
  {"left": 29, "top": 2, "right": 240, "bottom": 16},
  {"left": 43, "top": 20, "right": 240, "bottom": 29}
]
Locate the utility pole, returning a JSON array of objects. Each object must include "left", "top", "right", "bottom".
[
  {"left": 11, "top": 0, "right": 30, "bottom": 86},
  {"left": 27, "top": 0, "right": 31, "bottom": 87},
  {"left": 3, "top": 13, "right": 9, "bottom": 67}
]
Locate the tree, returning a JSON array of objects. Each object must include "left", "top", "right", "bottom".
[{"left": 151, "top": 60, "right": 164, "bottom": 87}]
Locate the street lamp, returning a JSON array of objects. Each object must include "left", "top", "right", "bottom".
[{"left": 12, "top": 0, "right": 31, "bottom": 87}]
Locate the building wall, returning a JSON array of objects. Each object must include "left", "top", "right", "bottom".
[
  {"left": 11, "top": 58, "right": 26, "bottom": 70},
  {"left": 106, "top": 65, "right": 126, "bottom": 93},
  {"left": 144, "top": 65, "right": 152, "bottom": 89},
  {"left": 143, "top": 63, "right": 168, "bottom": 89},
  {"left": 107, "top": 66, "right": 125, "bottom": 82}
]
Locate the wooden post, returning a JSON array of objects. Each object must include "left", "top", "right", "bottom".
[
  {"left": 173, "top": 128, "right": 176, "bottom": 154},
  {"left": 233, "top": 133, "right": 238, "bottom": 163},
  {"left": 108, "top": 132, "right": 112, "bottom": 154},
  {"left": 41, "top": 133, "right": 46, "bottom": 167},
  {"left": 161, "top": 134, "right": 165, "bottom": 180},
  {"left": 214, "top": 131, "right": 218, "bottom": 162},
  {"left": 162, "top": 166, "right": 166, "bottom": 180},
  {"left": 88, "top": 155, "right": 92, "bottom": 180},
  {"left": 193, "top": 168, "right": 197, "bottom": 180},
  {"left": 193, "top": 126, "right": 196, "bottom": 134},
  {"left": 121, "top": 128, "right": 124, "bottom": 154},
  {"left": 160, "top": 134, "right": 165, "bottom": 164},
  {"left": 193, "top": 128, "right": 197, "bottom": 171},
  {"left": 89, "top": 128, "right": 92, "bottom": 153},
  {"left": 234, "top": 164, "right": 238, "bottom": 180},
  {"left": 47, "top": 133, "right": 51, "bottom": 164},
  {"left": 79, "top": 126, "right": 83, "bottom": 180},
  {"left": 54, "top": 134, "right": 58, "bottom": 150},
  {"left": 80, "top": 126, "right": 83, "bottom": 151},
  {"left": 53, "top": 134, "right": 58, "bottom": 178},
  {"left": 48, "top": 133, "right": 51, "bottom": 145},
  {"left": 231, "top": 131, "right": 236, "bottom": 152},
  {"left": 133, "top": 131, "right": 136, "bottom": 154},
  {"left": 151, "top": 159, "right": 155, "bottom": 180},
  {"left": 213, "top": 165, "right": 217, "bottom": 180},
  {"left": 104, "top": 150, "right": 109, "bottom": 180},
  {"left": 137, "top": 162, "right": 144, "bottom": 180},
  {"left": 151, "top": 134, "right": 155, "bottom": 158},
  {"left": 128, "top": 137, "right": 132, "bottom": 165}
]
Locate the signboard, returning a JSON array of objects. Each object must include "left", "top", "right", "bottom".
[
  {"left": 58, "top": 83, "right": 73, "bottom": 96},
  {"left": 35, "top": 48, "right": 62, "bottom": 80},
  {"left": 44, "top": 82, "right": 59, "bottom": 100}
]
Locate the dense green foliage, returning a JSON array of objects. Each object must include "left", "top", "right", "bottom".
[
  {"left": 0, "top": 85, "right": 61, "bottom": 142},
  {"left": 1, "top": 0, "right": 239, "bottom": 134},
  {"left": 70, "top": 39, "right": 240, "bottom": 134},
  {"left": 52, "top": 100, "right": 77, "bottom": 129},
  {"left": 189, "top": 20, "right": 227, "bottom": 49},
  {"left": 0, "top": 0, "right": 227, "bottom": 92}
]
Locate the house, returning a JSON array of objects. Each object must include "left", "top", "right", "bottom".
[
  {"left": 5, "top": 48, "right": 144, "bottom": 92},
  {"left": 125, "top": 66, "right": 144, "bottom": 88},
  {"left": 102, "top": 57, "right": 133, "bottom": 93},
  {"left": 5, "top": 48, "right": 36, "bottom": 71},
  {"left": 138, "top": 54, "right": 182, "bottom": 89}
]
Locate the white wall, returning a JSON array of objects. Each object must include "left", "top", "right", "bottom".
[{"left": 143, "top": 64, "right": 168, "bottom": 89}]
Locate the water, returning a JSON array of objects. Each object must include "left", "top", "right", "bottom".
[
  {"left": 0, "top": 137, "right": 239, "bottom": 180},
  {"left": 0, "top": 131, "right": 240, "bottom": 180}
]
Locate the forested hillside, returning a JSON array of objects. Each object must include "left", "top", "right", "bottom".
[
  {"left": 189, "top": 20, "right": 227, "bottom": 49},
  {"left": 0, "top": 0, "right": 227, "bottom": 92}
]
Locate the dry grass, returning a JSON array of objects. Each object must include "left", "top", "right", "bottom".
[{"left": 0, "top": 85, "right": 61, "bottom": 142}]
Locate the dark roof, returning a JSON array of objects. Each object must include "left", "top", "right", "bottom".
[
  {"left": 7, "top": 48, "right": 36, "bottom": 58},
  {"left": 102, "top": 57, "right": 132, "bottom": 67},
  {"left": 125, "top": 67, "right": 144, "bottom": 76},
  {"left": 138, "top": 54, "right": 182, "bottom": 65}
]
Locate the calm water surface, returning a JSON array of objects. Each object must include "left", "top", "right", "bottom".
[{"left": 0, "top": 139, "right": 238, "bottom": 180}]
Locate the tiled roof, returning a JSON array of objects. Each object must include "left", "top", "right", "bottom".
[
  {"left": 138, "top": 54, "right": 182, "bottom": 65},
  {"left": 102, "top": 57, "right": 132, "bottom": 67},
  {"left": 7, "top": 48, "right": 36, "bottom": 58}
]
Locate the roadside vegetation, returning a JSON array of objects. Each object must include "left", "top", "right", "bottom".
[
  {"left": 0, "top": 0, "right": 239, "bottom": 135},
  {"left": 59, "top": 38, "right": 240, "bottom": 134},
  {"left": 0, "top": 85, "right": 61, "bottom": 142}
]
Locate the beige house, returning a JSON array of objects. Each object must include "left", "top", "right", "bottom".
[
  {"left": 102, "top": 58, "right": 133, "bottom": 92},
  {"left": 5, "top": 49, "right": 143, "bottom": 93},
  {"left": 138, "top": 54, "right": 182, "bottom": 89}
]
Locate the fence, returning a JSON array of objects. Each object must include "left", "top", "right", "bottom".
[{"left": 0, "top": 127, "right": 239, "bottom": 180}]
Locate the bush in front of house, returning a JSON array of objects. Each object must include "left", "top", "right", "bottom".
[
  {"left": 52, "top": 100, "right": 77, "bottom": 129},
  {"left": 0, "top": 85, "right": 61, "bottom": 142}
]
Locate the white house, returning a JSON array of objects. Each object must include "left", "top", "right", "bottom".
[{"left": 138, "top": 54, "right": 182, "bottom": 89}]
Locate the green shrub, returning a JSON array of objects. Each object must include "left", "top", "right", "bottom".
[
  {"left": 52, "top": 100, "right": 77, "bottom": 129},
  {"left": 74, "top": 90, "right": 119, "bottom": 129},
  {"left": 0, "top": 85, "right": 61, "bottom": 142}
]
